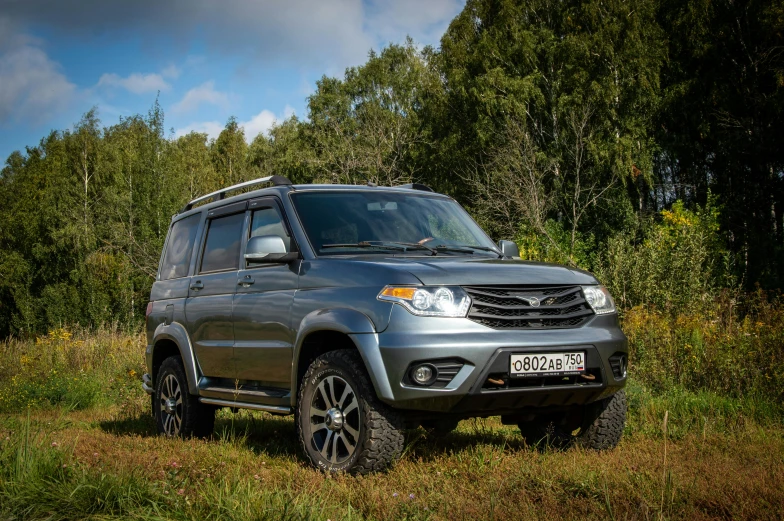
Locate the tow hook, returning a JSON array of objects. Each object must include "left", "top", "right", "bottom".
[
  {"left": 580, "top": 373, "right": 596, "bottom": 381},
  {"left": 486, "top": 377, "right": 505, "bottom": 386}
]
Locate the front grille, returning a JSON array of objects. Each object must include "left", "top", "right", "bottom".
[{"left": 464, "top": 285, "right": 594, "bottom": 330}]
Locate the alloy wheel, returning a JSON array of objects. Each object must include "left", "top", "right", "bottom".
[
  {"left": 308, "top": 375, "right": 361, "bottom": 465},
  {"left": 159, "top": 373, "right": 183, "bottom": 436}
]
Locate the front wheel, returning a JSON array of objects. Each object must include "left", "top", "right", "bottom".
[{"left": 296, "top": 350, "right": 404, "bottom": 474}]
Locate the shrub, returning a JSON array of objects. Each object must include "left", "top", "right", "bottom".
[
  {"left": 515, "top": 219, "right": 595, "bottom": 268},
  {"left": 594, "top": 196, "right": 734, "bottom": 313},
  {"left": 622, "top": 290, "right": 784, "bottom": 404}
]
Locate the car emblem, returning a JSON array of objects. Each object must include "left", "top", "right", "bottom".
[{"left": 517, "top": 296, "right": 540, "bottom": 307}]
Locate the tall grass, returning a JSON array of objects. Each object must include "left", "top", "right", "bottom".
[
  {"left": 0, "top": 327, "right": 144, "bottom": 413},
  {"left": 623, "top": 290, "right": 784, "bottom": 406},
  {"left": 0, "top": 304, "right": 783, "bottom": 519}
]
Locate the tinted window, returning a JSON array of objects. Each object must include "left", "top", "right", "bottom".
[
  {"left": 200, "top": 212, "right": 245, "bottom": 273},
  {"left": 250, "top": 205, "right": 289, "bottom": 252},
  {"left": 160, "top": 213, "right": 200, "bottom": 280}
]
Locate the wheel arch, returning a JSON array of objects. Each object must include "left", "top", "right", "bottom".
[
  {"left": 151, "top": 322, "right": 200, "bottom": 394},
  {"left": 290, "top": 308, "right": 393, "bottom": 407}
]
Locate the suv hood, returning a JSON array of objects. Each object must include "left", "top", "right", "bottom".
[{"left": 359, "top": 256, "right": 599, "bottom": 286}]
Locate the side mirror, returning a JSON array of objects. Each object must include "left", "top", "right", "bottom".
[
  {"left": 245, "top": 235, "right": 298, "bottom": 264},
  {"left": 498, "top": 240, "right": 520, "bottom": 259}
]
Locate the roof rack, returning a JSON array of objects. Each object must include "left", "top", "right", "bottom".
[
  {"left": 395, "top": 183, "right": 434, "bottom": 192},
  {"left": 180, "top": 175, "right": 292, "bottom": 213}
]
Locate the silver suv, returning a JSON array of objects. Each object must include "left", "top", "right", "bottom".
[{"left": 143, "top": 176, "right": 628, "bottom": 474}]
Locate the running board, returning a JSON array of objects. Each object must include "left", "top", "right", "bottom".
[
  {"left": 198, "top": 384, "right": 290, "bottom": 406},
  {"left": 199, "top": 397, "right": 291, "bottom": 415}
]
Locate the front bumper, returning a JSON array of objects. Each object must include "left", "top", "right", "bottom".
[{"left": 355, "top": 305, "right": 627, "bottom": 414}]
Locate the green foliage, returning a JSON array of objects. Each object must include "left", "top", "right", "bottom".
[
  {"left": 621, "top": 290, "right": 784, "bottom": 404},
  {"left": 1, "top": 0, "right": 782, "bottom": 335},
  {"left": 516, "top": 219, "right": 596, "bottom": 268},
  {"left": 594, "top": 196, "right": 733, "bottom": 311},
  {"left": 0, "top": 328, "right": 144, "bottom": 413}
]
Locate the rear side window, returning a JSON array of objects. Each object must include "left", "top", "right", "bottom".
[
  {"left": 200, "top": 212, "right": 245, "bottom": 273},
  {"left": 159, "top": 213, "right": 200, "bottom": 280}
]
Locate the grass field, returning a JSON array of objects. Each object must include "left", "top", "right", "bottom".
[{"left": 1, "top": 327, "right": 783, "bottom": 520}]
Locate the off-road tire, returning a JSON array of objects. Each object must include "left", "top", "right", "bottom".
[
  {"left": 518, "top": 418, "right": 573, "bottom": 449},
  {"left": 154, "top": 356, "right": 215, "bottom": 438},
  {"left": 296, "top": 349, "right": 404, "bottom": 474},
  {"left": 519, "top": 390, "right": 627, "bottom": 450},
  {"left": 577, "top": 390, "right": 627, "bottom": 450}
]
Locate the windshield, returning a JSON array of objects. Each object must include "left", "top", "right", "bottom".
[{"left": 290, "top": 191, "right": 498, "bottom": 256}]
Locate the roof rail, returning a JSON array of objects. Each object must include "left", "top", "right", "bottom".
[
  {"left": 180, "top": 175, "right": 292, "bottom": 213},
  {"left": 395, "top": 183, "right": 434, "bottom": 192}
]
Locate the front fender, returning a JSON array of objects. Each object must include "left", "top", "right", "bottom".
[
  {"left": 290, "top": 308, "right": 393, "bottom": 406},
  {"left": 152, "top": 322, "right": 201, "bottom": 395}
]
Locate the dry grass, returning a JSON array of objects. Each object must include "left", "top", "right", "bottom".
[
  {"left": 1, "top": 403, "right": 783, "bottom": 520},
  {"left": 1, "top": 324, "right": 783, "bottom": 520}
]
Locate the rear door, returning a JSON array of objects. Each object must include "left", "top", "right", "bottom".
[
  {"left": 148, "top": 212, "right": 202, "bottom": 338},
  {"left": 185, "top": 201, "right": 248, "bottom": 379},
  {"left": 233, "top": 197, "right": 300, "bottom": 388}
]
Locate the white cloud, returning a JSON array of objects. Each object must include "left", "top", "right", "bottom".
[
  {"left": 0, "top": 18, "right": 75, "bottom": 125},
  {"left": 161, "top": 64, "right": 180, "bottom": 79},
  {"left": 171, "top": 81, "right": 229, "bottom": 115},
  {"left": 2, "top": 1, "right": 465, "bottom": 99},
  {"left": 366, "top": 0, "right": 464, "bottom": 47},
  {"left": 2, "top": 1, "right": 377, "bottom": 69},
  {"left": 174, "top": 105, "right": 296, "bottom": 142},
  {"left": 97, "top": 72, "right": 171, "bottom": 94}
]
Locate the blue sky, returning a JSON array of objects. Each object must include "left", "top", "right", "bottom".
[{"left": 0, "top": 0, "right": 465, "bottom": 162}]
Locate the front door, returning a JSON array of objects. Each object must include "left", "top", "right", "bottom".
[
  {"left": 233, "top": 197, "right": 299, "bottom": 388},
  {"left": 185, "top": 202, "right": 247, "bottom": 379}
]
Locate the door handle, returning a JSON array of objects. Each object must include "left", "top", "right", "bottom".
[
  {"left": 238, "top": 275, "right": 255, "bottom": 287},
  {"left": 190, "top": 281, "right": 204, "bottom": 291}
]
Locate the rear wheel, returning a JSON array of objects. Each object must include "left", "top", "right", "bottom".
[
  {"left": 296, "top": 350, "right": 404, "bottom": 474},
  {"left": 154, "top": 357, "right": 215, "bottom": 438},
  {"left": 519, "top": 390, "right": 627, "bottom": 450},
  {"left": 577, "top": 390, "right": 627, "bottom": 450}
]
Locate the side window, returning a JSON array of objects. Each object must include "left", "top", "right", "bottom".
[
  {"left": 199, "top": 212, "right": 246, "bottom": 273},
  {"left": 160, "top": 213, "right": 200, "bottom": 280},
  {"left": 250, "top": 205, "right": 289, "bottom": 252}
]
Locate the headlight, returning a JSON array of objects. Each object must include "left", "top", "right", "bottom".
[
  {"left": 581, "top": 285, "right": 616, "bottom": 315},
  {"left": 378, "top": 286, "right": 472, "bottom": 317}
]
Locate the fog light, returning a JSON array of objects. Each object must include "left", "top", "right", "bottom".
[{"left": 411, "top": 364, "right": 437, "bottom": 386}]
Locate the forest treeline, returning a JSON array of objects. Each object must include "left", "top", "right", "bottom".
[{"left": 0, "top": 0, "right": 782, "bottom": 337}]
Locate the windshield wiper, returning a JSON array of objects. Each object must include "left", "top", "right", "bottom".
[
  {"left": 320, "top": 241, "right": 436, "bottom": 255},
  {"left": 435, "top": 244, "right": 503, "bottom": 257},
  {"left": 386, "top": 242, "right": 437, "bottom": 255},
  {"left": 321, "top": 242, "right": 406, "bottom": 252}
]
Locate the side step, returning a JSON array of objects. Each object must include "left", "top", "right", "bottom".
[
  {"left": 199, "top": 397, "right": 291, "bottom": 415},
  {"left": 200, "top": 386, "right": 289, "bottom": 400}
]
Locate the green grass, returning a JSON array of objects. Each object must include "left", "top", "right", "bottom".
[
  {"left": 1, "top": 326, "right": 783, "bottom": 519},
  {"left": 0, "top": 385, "right": 782, "bottom": 521}
]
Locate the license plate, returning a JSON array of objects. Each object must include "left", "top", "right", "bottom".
[{"left": 509, "top": 352, "right": 585, "bottom": 378}]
